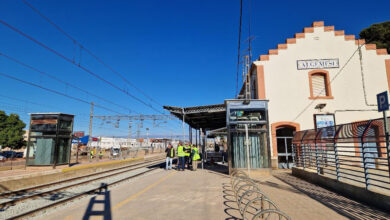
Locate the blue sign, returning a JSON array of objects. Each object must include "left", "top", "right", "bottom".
[{"left": 377, "top": 91, "right": 389, "bottom": 112}]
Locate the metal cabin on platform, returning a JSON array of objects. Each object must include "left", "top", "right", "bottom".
[
  {"left": 26, "top": 113, "right": 74, "bottom": 168},
  {"left": 164, "top": 99, "right": 271, "bottom": 176}
]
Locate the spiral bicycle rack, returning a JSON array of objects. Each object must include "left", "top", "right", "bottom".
[{"left": 230, "top": 171, "right": 292, "bottom": 220}]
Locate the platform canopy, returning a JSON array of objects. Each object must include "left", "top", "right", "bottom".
[{"left": 163, "top": 104, "right": 226, "bottom": 130}]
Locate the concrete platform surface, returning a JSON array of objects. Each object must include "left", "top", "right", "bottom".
[{"left": 36, "top": 166, "right": 390, "bottom": 220}]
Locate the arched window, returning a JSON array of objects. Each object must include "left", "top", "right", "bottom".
[{"left": 308, "top": 70, "right": 333, "bottom": 99}]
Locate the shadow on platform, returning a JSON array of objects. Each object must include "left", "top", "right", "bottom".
[
  {"left": 203, "top": 162, "right": 229, "bottom": 176},
  {"left": 273, "top": 172, "right": 390, "bottom": 219},
  {"left": 222, "top": 183, "right": 242, "bottom": 220},
  {"left": 82, "top": 183, "right": 112, "bottom": 220}
]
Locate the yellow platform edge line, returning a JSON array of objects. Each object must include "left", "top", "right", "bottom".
[
  {"left": 112, "top": 171, "right": 176, "bottom": 211},
  {"left": 61, "top": 157, "right": 144, "bottom": 173}
]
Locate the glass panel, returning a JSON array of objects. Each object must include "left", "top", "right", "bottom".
[
  {"left": 57, "top": 138, "right": 70, "bottom": 164},
  {"left": 231, "top": 133, "right": 246, "bottom": 168},
  {"left": 30, "top": 123, "right": 57, "bottom": 132},
  {"left": 27, "top": 137, "right": 55, "bottom": 165},
  {"left": 229, "top": 109, "right": 266, "bottom": 122},
  {"left": 277, "top": 138, "right": 286, "bottom": 153},
  {"left": 231, "top": 129, "right": 269, "bottom": 169},
  {"left": 59, "top": 120, "right": 72, "bottom": 131},
  {"left": 276, "top": 127, "right": 294, "bottom": 136},
  {"left": 278, "top": 155, "right": 288, "bottom": 169},
  {"left": 278, "top": 156, "right": 287, "bottom": 163}
]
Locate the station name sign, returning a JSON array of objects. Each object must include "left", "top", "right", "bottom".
[{"left": 297, "top": 58, "right": 339, "bottom": 70}]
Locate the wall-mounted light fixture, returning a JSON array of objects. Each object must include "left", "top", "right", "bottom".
[{"left": 315, "top": 103, "right": 327, "bottom": 111}]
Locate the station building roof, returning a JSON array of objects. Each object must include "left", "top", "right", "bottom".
[{"left": 163, "top": 104, "right": 226, "bottom": 130}]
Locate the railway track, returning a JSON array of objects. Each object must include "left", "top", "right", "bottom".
[{"left": 0, "top": 157, "right": 166, "bottom": 220}]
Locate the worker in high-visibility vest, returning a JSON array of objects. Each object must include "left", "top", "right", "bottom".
[
  {"left": 184, "top": 143, "right": 191, "bottom": 169},
  {"left": 165, "top": 144, "right": 175, "bottom": 170},
  {"left": 177, "top": 143, "right": 185, "bottom": 171},
  {"left": 192, "top": 145, "right": 200, "bottom": 171},
  {"left": 90, "top": 148, "right": 94, "bottom": 159},
  {"left": 98, "top": 150, "right": 104, "bottom": 160}
]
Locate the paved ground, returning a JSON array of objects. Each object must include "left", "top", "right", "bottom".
[
  {"left": 41, "top": 166, "right": 229, "bottom": 220},
  {"left": 255, "top": 170, "right": 390, "bottom": 220},
  {"left": 35, "top": 165, "right": 390, "bottom": 220}
]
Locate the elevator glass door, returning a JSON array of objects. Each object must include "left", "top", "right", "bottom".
[{"left": 230, "top": 124, "right": 269, "bottom": 169}]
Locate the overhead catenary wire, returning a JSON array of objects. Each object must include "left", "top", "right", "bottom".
[
  {"left": 0, "top": 71, "right": 123, "bottom": 114},
  {"left": 0, "top": 19, "right": 164, "bottom": 115},
  {"left": 358, "top": 45, "right": 377, "bottom": 106},
  {"left": 291, "top": 34, "right": 383, "bottom": 122},
  {"left": 21, "top": 0, "right": 183, "bottom": 132},
  {"left": 291, "top": 40, "right": 374, "bottom": 121},
  {"left": 0, "top": 52, "right": 139, "bottom": 114},
  {"left": 0, "top": 93, "right": 59, "bottom": 110},
  {"left": 21, "top": 0, "right": 164, "bottom": 108}
]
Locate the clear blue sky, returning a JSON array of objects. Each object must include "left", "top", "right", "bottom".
[{"left": 0, "top": 0, "right": 389, "bottom": 137}]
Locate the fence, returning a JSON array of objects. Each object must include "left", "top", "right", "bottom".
[
  {"left": 0, "top": 146, "right": 165, "bottom": 170},
  {"left": 230, "top": 170, "right": 291, "bottom": 220},
  {"left": 292, "top": 117, "right": 390, "bottom": 195},
  {"left": 69, "top": 146, "right": 165, "bottom": 164}
]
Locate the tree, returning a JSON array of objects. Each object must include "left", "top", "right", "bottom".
[
  {"left": 359, "top": 21, "right": 390, "bottom": 53},
  {"left": 0, "top": 111, "right": 26, "bottom": 149},
  {"left": 0, "top": 111, "right": 8, "bottom": 147}
]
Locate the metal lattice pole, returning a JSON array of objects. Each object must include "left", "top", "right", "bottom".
[{"left": 88, "top": 102, "right": 94, "bottom": 162}]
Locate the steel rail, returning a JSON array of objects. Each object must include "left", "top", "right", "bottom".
[
  {"left": 0, "top": 157, "right": 163, "bottom": 199},
  {"left": 8, "top": 162, "right": 163, "bottom": 220},
  {"left": 0, "top": 158, "right": 164, "bottom": 210}
]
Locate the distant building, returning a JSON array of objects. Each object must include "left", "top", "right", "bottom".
[
  {"left": 23, "top": 130, "right": 29, "bottom": 142},
  {"left": 240, "top": 21, "right": 390, "bottom": 168},
  {"left": 93, "top": 137, "right": 136, "bottom": 149}
]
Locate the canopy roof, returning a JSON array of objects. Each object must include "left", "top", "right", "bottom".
[
  {"left": 207, "top": 127, "right": 227, "bottom": 138},
  {"left": 163, "top": 104, "right": 226, "bottom": 130}
]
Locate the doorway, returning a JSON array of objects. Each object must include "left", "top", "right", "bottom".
[{"left": 276, "top": 126, "right": 295, "bottom": 168}]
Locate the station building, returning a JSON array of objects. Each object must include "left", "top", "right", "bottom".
[{"left": 240, "top": 21, "right": 390, "bottom": 168}]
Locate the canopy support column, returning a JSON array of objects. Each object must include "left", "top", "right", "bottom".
[{"left": 201, "top": 128, "right": 204, "bottom": 170}]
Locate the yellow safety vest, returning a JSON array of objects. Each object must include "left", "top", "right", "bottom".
[
  {"left": 170, "top": 148, "right": 174, "bottom": 157},
  {"left": 192, "top": 147, "right": 200, "bottom": 161},
  {"left": 177, "top": 145, "right": 185, "bottom": 157},
  {"left": 184, "top": 145, "right": 191, "bottom": 156}
]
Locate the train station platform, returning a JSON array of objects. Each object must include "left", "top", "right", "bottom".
[{"left": 39, "top": 164, "right": 390, "bottom": 220}]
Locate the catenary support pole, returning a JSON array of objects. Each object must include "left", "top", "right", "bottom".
[
  {"left": 182, "top": 108, "right": 185, "bottom": 142},
  {"left": 201, "top": 128, "right": 204, "bottom": 170},
  {"left": 88, "top": 102, "right": 94, "bottom": 162},
  {"left": 189, "top": 126, "right": 192, "bottom": 143},
  {"left": 196, "top": 129, "right": 198, "bottom": 147}
]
